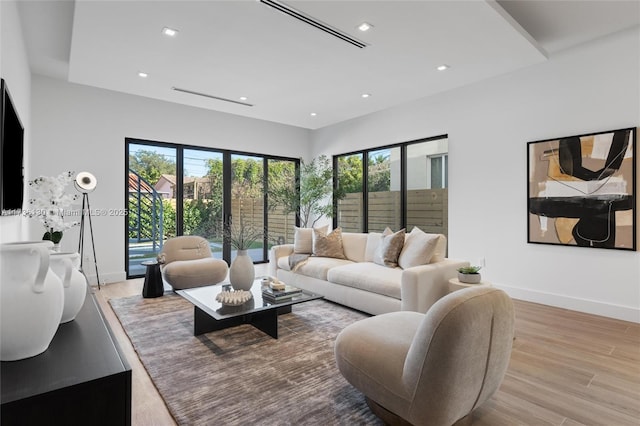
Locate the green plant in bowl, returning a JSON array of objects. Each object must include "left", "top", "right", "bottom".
[{"left": 457, "top": 266, "right": 482, "bottom": 274}]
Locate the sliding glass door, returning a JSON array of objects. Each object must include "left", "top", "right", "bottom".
[
  {"left": 183, "top": 149, "right": 224, "bottom": 259},
  {"left": 127, "top": 143, "right": 177, "bottom": 276},
  {"left": 126, "top": 139, "right": 299, "bottom": 278},
  {"left": 231, "top": 154, "right": 264, "bottom": 262}
]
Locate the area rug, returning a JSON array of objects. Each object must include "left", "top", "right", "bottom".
[{"left": 109, "top": 293, "right": 383, "bottom": 425}]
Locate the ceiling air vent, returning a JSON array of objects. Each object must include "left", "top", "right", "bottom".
[
  {"left": 171, "top": 87, "right": 254, "bottom": 107},
  {"left": 260, "top": 0, "right": 367, "bottom": 49}
]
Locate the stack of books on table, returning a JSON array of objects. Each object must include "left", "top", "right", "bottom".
[{"left": 262, "top": 285, "right": 303, "bottom": 303}]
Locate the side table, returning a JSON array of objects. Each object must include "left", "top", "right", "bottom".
[
  {"left": 448, "top": 278, "right": 492, "bottom": 293},
  {"left": 141, "top": 260, "right": 164, "bottom": 298}
]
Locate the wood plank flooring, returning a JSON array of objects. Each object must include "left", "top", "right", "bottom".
[{"left": 94, "top": 270, "right": 639, "bottom": 425}]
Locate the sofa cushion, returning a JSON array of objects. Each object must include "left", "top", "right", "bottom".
[
  {"left": 292, "top": 256, "right": 353, "bottom": 281},
  {"left": 294, "top": 226, "right": 327, "bottom": 254},
  {"left": 327, "top": 262, "right": 402, "bottom": 299},
  {"left": 341, "top": 232, "right": 368, "bottom": 262},
  {"left": 374, "top": 228, "right": 405, "bottom": 268},
  {"left": 398, "top": 226, "right": 440, "bottom": 269},
  {"left": 163, "top": 257, "right": 228, "bottom": 289},
  {"left": 313, "top": 227, "right": 346, "bottom": 259}
]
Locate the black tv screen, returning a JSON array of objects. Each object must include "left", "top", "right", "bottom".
[{"left": 0, "top": 78, "right": 25, "bottom": 215}]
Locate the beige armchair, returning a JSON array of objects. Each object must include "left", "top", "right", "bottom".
[
  {"left": 158, "top": 236, "right": 228, "bottom": 290},
  {"left": 335, "top": 286, "right": 515, "bottom": 426}
]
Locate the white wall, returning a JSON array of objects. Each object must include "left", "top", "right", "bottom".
[
  {"left": 312, "top": 27, "right": 640, "bottom": 322},
  {"left": 0, "top": 0, "right": 31, "bottom": 243},
  {"left": 30, "top": 76, "right": 310, "bottom": 283}
]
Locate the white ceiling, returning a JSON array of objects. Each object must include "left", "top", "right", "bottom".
[{"left": 15, "top": 0, "right": 640, "bottom": 130}]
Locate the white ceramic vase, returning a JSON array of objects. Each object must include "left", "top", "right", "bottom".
[
  {"left": 50, "top": 252, "right": 87, "bottom": 323},
  {"left": 0, "top": 240, "right": 64, "bottom": 361},
  {"left": 229, "top": 249, "right": 255, "bottom": 291}
]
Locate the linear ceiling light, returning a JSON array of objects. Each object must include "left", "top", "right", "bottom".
[
  {"left": 171, "top": 87, "right": 254, "bottom": 107},
  {"left": 260, "top": 0, "right": 367, "bottom": 49}
]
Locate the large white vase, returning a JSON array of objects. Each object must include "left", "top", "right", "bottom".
[
  {"left": 50, "top": 252, "right": 87, "bottom": 323},
  {"left": 0, "top": 240, "right": 64, "bottom": 361},
  {"left": 229, "top": 249, "right": 255, "bottom": 290}
]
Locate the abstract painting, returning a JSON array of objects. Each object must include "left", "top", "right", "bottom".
[{"left": 528, "top": 127, "right": 636, "bottom": 250}]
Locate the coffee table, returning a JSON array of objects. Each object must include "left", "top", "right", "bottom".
[{"left": 176, "top": 280, "right": 322, "bottom": 339}]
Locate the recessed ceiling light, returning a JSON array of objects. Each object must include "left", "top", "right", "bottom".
[
  {"left": 436, "top": 64, "right": 450, "bottom": 71},
  {"left": 357, "top": 22, "right": 373, "bottom": 32},
  {"left": 361, "top": 93, "right": 371, "bottom": 98},
  {"left": 239, "top": 96, "right": 248, "bottom": 101},
  {"left": 162, "top": 27, "right": 179, "bottom": 37},
  {"left": 138, "top": 72, "right": 148, "bottom": 78},
  {"left": 310, "top": 112, "right": 317, "bottom": 117}
]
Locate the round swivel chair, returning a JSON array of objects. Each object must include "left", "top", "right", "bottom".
[{"left": 158, "top": 236, "right": 228, "bottom": 290}]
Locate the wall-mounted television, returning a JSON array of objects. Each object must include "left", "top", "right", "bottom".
[{"left": 0, "top": 78, "right": 25, "bottom": 215}]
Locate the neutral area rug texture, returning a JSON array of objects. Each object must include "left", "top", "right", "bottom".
[{"left": 110, "top": 293, "right": 383, "bottom": 425}]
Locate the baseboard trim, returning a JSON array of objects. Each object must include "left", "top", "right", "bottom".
[
  {"left": 83, "top": 271, "right": 127, "bottom": 286},
  {"left": 495, "top": 284, "right": 640, "bottom": 323}
]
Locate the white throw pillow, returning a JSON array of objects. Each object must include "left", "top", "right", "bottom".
[
  {"left": 373, "top": 227, "right": 405, "bottom": 268},
  {"left": 293, "top": 225, "right": 327, "bottom": 254},
  {"left": 398, "top": 226, "right": 440, "bottom": 269}
]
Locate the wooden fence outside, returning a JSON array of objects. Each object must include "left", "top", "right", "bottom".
[
  {"left": 231, "top": 198, "right": 295, "bottom": 244},
  {"left": 337, "top": 189, "right": 448, "bottom": 236},
  {"left": 177, "top": 189, "right": 446, "bottom": 244}
]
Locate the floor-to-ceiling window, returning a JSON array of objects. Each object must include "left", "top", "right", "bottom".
[
  {"left": 267, "top": 159, "right": 297, "bottom": 246},
  {"left": 182, "top": 149, "right": 224, "bottom": 259},
  {"left": 127, "top": 142, "right": 177, "bottom": 276},
  {"left": 126, "top": 138, "right": 299, "bottom": 278},
  {"left": 231, "top": 154, "right": 264, "bottom": 263},
  {"left": 334, "top": 135, "right": 448, "bottom": 236}
]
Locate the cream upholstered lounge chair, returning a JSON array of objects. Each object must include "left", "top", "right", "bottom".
[
  {"left": 335, "top": 286, "right": 515, "bottom": 426},
  {"left": 158, "top": 236, "right": 228, "bottom": 290}
]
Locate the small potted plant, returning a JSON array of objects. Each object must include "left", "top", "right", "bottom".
[{"left": 457, "top": 265, "right": 482, "bottom": 284}]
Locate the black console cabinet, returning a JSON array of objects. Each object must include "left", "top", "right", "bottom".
[{"left": 1, "top": 290, "right": 132, "bottom": 425}]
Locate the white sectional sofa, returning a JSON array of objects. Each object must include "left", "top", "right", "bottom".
[{"left": 268, "top": 229, "right": 468, "bottom": 316}]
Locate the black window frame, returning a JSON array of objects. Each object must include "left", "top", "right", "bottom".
[
  {"left": 332, "top": 134, "right": 448, "bottom": 232},
  {"left": 125, "top": 137, "right": 300, "bottom": 279}
]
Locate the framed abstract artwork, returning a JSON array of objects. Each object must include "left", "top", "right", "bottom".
[{"left": 527, "top": 127, "right": 636, "bottom": 250}]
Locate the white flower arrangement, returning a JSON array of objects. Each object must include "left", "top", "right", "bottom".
[{"left": 28, "top": 171, "right": 79, "bottom": 242}]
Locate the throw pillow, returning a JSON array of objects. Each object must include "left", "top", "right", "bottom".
[
  {"left": 294, "top": 225, "right": 327, "bottom": 254},
  {"left": 373, "top": 227, "right": 405, "bottom": 268},
  {"left": 398, "top": 226, "right": 440, "bottom": 269},
  {"left": 312, "top": 227, "right": 346, "bottom": 259}
]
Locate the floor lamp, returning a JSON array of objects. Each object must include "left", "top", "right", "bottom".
[{"left": 75, "top": 171, "right": 102, "bottom": 290}]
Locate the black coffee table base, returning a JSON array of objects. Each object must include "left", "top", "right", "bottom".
[{"left": 193, "top": 305, "right": 292, "bottom": 339}]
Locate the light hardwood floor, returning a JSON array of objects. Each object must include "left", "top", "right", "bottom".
[{"left": 94, "top": 269, "right": 640, "bottom": 426}]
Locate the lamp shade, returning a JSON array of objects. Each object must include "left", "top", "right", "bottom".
[{"left": 74, "top": 172, "right": 97, "bottom": 193}]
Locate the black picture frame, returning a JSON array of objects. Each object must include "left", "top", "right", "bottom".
[{"left": 527, "top": 127, "right": 636, "bottom": 251}]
